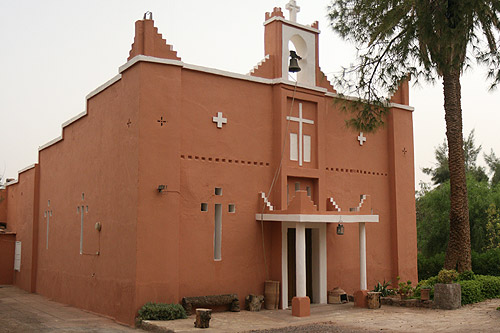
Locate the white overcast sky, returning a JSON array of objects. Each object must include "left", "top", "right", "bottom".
[{"left": 0, "top": 0, "right": 498, "bottom": 187}]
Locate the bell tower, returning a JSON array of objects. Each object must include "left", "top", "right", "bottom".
[{"left": 257, "top": 1, "right": 319, "bottom": 87}]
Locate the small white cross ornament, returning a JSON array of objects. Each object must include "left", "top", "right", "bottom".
[
  {"left": 358, "top": 132, "right": 367, "bottom": 146},
  {"left": 286, "top": 0, "right": 300, "bottom": 22},
  {"left": 212, "top": 112, "right": 227, "bottom": 128}
]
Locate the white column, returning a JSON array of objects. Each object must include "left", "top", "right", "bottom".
[
  {"left": 296, "top": 224, "right": 307, "bottom": 297},
  {"left": 359, "top": 222, "right": 367, "bottom": 290}
]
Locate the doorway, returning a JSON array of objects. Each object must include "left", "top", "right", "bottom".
[{"left": 287, "top": 227, "right": 318, "bottom": 304}]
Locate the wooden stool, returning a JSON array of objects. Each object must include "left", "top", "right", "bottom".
[{"left": 194, "top": 308, "right": 212, "bottom": 328}]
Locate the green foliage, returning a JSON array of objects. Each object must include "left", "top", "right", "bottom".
[
  {"left": 484, "top": 204, "right": 500, "bottom": 251},
  {"left": 420, "top": 272, "right": 500, "bottom": 305},
  {"left": 484, "top": 150, "right": 500, "bottom": 187},
  {"left": 327, "top": 1, "right": 500, "bottom": 116},
  {"left": 422, "top": 131, "right": 488, "bottom": 185},
  {"left": 372, "top": 279, "right": 393, "bottom": 297},
  {"left": 472, "top": 248, "right": 500, "bottom": 276},
  {"left": 437, "top": 269, "right": 459, "bottom": 284},
  {"left": 459, "top": 280, "right": 485, "bottom": 305},
  {"left": 418, "top": 252, "right": 445, "bottom": 280},
  {"left": 458, "top": 270, "right": 476, "bottom": 281},
  {"left": 419, "top": 249, "right": 500, "bottom": 279},
  {"left": 137, "top": 302, "right": 187, "bottom": 321},
  {"left": 396, "top": 276, "right": 414, "bottom": 298},
  {"left": 417, "top": 175, "right": 494, "bottom": 256},
  {"left": 475, "top": 275, "right": 500, "bottom": 298}
]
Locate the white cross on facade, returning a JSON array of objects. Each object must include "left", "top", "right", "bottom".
[
  {"left": 44, "top": 200, "right": 52, "bottom": 249},
  {"left": 286, "top": 0, "right": 301, "bottom": 22},
  {"left": 212, "top": 112, "right": 227, "bottom": 128},
  {"left": 358, "top": 132, "right": 367, "bottom": 146},
  {"left": 287, "top": 103, "right": 314, "bottom": 166}
]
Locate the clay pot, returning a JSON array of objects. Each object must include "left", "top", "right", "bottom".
[{"left": 420, "top": 288, "right": 431, "bottom": 301}]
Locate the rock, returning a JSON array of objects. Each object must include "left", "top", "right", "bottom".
[
  {"left": 194, "top": 308, "right": 212, "bottom": 328},
  {"left": 433, "top": 283, "right": 461, "bottom": 310},
  {"left": 245, "top": 294, "right": 264, "bottom": 311}
]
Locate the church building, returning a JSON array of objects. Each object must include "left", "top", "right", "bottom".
[{"left": 0, "top": 3, "right": 417, "bottom": 326}]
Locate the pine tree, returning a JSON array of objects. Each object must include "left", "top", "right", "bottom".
[{"left": 328, "top": 1, "right": 500, "bottom": 272}]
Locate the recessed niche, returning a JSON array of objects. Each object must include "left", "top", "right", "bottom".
[
  {"left": 306, "top": 186, "right": 311, "bottom": 197},
  {"left": 201, "top": 203, "right": 208, "bottom": 212},
  {"left": 295, "top": 182, "right": 300, "bottom": 191},
  {"left": 228, "top": 204, "right": 235, "bottom": 213},
  {"left": 215, "top": 187, "right": 222, "bottom": 196}
]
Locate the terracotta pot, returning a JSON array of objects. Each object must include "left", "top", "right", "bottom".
[{"left": 420, "top": 288, "right": 431, "bottom": 301}]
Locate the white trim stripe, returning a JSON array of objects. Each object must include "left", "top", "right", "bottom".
[
  {"left": 256, "top": 213, "right": 379, "bottom": 223},
  {"left": 263, "top": 16, "right": 320, "bottom": 34}
]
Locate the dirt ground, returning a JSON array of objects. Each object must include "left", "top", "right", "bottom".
[{"left": 145, "top": 298, "right": 500, "bottom": 333}]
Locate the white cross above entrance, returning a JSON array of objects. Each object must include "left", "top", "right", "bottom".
[
  {"left": 358, "top": 132, "right": 367, "bottom": 146},
  {"left": 286, "top": 0, "right": 301, "bottom": 22},
  {"left": 287, "top": 103, "right": 314, "bottom": 166},
  {"left": 44, "top": 200, "right": 52, "bottom": 250},
  {"left": 212, "top": 112, "right": 227, "bottom": 129}
]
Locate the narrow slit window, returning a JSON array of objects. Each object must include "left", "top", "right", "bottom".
[
  {"left": 215, "top": 187, "right": 222, "bottom": 196},
  {"left": 201, "top": 203, "right": 208, "bottom": 212},
  {"left": 306, "top": 186, "right": 311, "bottom": 197},
  {"left": 295, "top": 182, "right": 300, "bottom": 191},
  {"left": 14, "top": 241, "right": 21, "bottom": 271},
  {"left": 228, "top": 204, "right": 235, "bottom": 213},
  {"left": 290, "top": 133, "right": 298, "bottom": 161},
  {"left": 303, "top": 135, "right": 311, "bottom": 162},
  {"left": 214, "top": 204, "right": 222, "bottom": 260}
]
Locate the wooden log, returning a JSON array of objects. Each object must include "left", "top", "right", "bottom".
[
  {"left": 194, "top": 308, "right": 212, "bottom": 328},
  {"left": 182, "top": 294, "right": 240, "bottom": 314}
]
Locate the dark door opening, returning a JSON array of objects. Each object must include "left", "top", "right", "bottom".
[{"left": 287, "top": 228, "right": 313, "bottom": 305}]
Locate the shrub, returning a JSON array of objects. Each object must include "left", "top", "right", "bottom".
[
  {"left": 475, "top": 275, "right": 500, "bottom": 298},
  {"left": 459, "top": 280, "right": 484, "bottom": 305},
  {"left": 458, "top": 270, "right": 475, "bottom": 281},
  {"left": 417, "top": 252, "right": 445, "bottom": 280},
  {"left": 137, "top": 302, "right": 187, "bottom": 321},
  {"left": 373, "top": 279, "right": 392, "bottom": 297},
  {"left": 472, "top": 248, "right": 500, "bottom": 276},
  {"left": 437, "top": 269, "right": 459, "bottom": 284}
]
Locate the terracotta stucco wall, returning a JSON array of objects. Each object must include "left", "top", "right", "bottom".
[
  {"left": 35, "top": 71, "right": 140, "bottom": 325},
  {"left": 0, "top": 189, "right": 7, "bottom": 223},
  {"left": 5, "top": 166, "right": 39, "bottom": 292},
  {"left": 0, "top": 234, "right": 15, "bottom": 284}
]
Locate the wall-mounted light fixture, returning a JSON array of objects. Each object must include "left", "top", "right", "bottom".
[
  {"left": 289, "top": 50, "right": 302, "bottom": 73},
  {"left": 336, "top": 223, "right": 344, "bottom": 235},
  {"left": 157, "top": 185, "right": 166, "bottom": 193},
  {"left": 337, "top": 216, "right": 344, "bottom": 235}
]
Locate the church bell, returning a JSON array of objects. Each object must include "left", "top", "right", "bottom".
[{"left": 288, "top": 50, "right": 302, "bottom": 73}]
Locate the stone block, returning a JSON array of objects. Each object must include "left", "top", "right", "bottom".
[
  {"left": 353, "top": 290, "right": 368, "bottom": 308},
  {"left": 245, "top": 294, "right": 264, "bottom": 311},
  {"left": 291, "top": 296, "right": 310, "bottom": 317},
  {"left": 433, "top": 283, "right": 461, "bottom": 310},
  {"left": 367, "top": 292, "right": 381, "bottom": 309}
]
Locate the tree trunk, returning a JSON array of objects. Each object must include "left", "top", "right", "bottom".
[{"left": 442, "top": 69, "right": 472, "bottom": 272}]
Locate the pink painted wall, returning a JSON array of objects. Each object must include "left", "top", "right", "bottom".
[
  {"left": 34, "top": 70, "right": 140, "bottom": 325},
  {"left": 0, "top": 234, "right": 15, "bottom": 284},
  {"left": 5, "top": 166, "right": 39, "bottom": 292}
]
